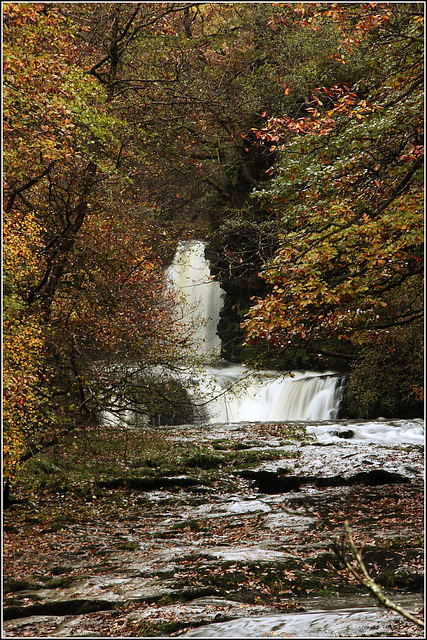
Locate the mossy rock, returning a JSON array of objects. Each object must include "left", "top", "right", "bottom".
[
  {"left": 116, "top": 541, "right": 140, "bottom": 551},
  {"left": 137, "top": 620, "right": 186, "bottom": 637},
  {"left": 184, "top": 453, "right": 226, "bottom": 469},
  {"left": 3, "top": 578, "right": 44, "bottom": 593},
  {"left": 42, "top": 575, "right": 81, "bottom": 589},
  {"left": 3, "top": 598, "right": 118, "bottom": 621},
  {"left": 50, "top": 565, "right": 75, "bottom": 576},
  {"left": 97, "top": 476, "right": 201, "bottom": 491},
  {"left": 171, "top": 519, "right": 206, "bottom": 532}
]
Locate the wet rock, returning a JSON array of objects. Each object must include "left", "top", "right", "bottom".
[
  {"left": 335, "top": 430, "right": 354, "bottom": 439},
  {"left": 3, "top": 575, "right": 188, "bottom": 621},
  {"left": 127, "top": 597, "right": 281, "bottom": 637},
  {"left": 242, "top": 469, "right": 410, "bottom": 493},
  {"left": 404, "top": 465, "right": 421, "bottom": 475},
  {"left": 3, "top": 578, "right": 45, "bottom": 593},
  {"left": 42, "top": 575, "right": 82, "bottom": 589},
  {"left": 197, "top": 498, "right": 271, "bottom": 516},
  {"left": 3, "top": 615, "right": 65, "bottom": 633},
  {"left": 3, "top": 598, "right": 118, "bottom": 621},
  {"left": 178, "top": 605, "right": 411, "bottom": 638},
  {"left": 345, "top": 470, "right": 411, "bottom": 487},
  {"left": 313, "top": 470, "right": 410, "bottom": 489},
  {"left": 50, "top": 565, "right": 79, "bottom": 576},
  {"left": 115, "top": 541, "right": 140, "bottom": 551},
  {"left": 3, "top": 420, "right": 423, "bottom": 638},
  {"left": 241, "top": 470, "right": 306, "bottom": 493}
]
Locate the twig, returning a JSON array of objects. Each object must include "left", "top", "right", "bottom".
[{"left": 335, "top": 520, "right": 424, "bottom": 628}]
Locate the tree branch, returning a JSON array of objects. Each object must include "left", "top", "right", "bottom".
[
  {"left": 5, "top": 162, "right": 55, "bottom": 213},
  {"left": 334, "top": 521, "right": 424, "bottom": 629}
]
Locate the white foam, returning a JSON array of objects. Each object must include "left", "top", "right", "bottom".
[{"left": 307, "top": 420, "right": 424, "bottom": 446}]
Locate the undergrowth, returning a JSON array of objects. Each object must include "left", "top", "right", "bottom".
[{"left": 8, "top": 423, "right": 303, "bottom": 525}]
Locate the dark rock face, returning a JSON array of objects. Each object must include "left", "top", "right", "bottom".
[
  {"left": 3, "top": 598, "right": 117, "bottom": 621},
  {"left": 97, "top": 476, "right": 202, "bottom": 491},
  {"left": 241, "top": 469, "right": 410, "bottom": 494},
  {"left": 335, "top": 430, "right": 354, "bottom": 439},
  {"left": 241, "top": 470, "right": 304, "bottom": 493},
  {"left": 347, "top": 470, "right": 411, "bottom": 487}
]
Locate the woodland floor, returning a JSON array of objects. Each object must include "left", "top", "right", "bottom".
[{"left": 3, "top": 421, "right": 424, "bottom": 637}]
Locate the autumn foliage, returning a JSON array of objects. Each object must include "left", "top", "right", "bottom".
[
  {"left": 243, "top": 3, "right": 423, "bottom": 414},
  {"left": 3, "top": 4, "right": 182, "bottom": 486},
  {"left": 3, "top": 3, "right": 424, "bottom": 488}
]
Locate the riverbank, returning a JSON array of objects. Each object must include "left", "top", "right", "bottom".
[{"left": 3, "top": 420, "right": 424, "bottom": 637}]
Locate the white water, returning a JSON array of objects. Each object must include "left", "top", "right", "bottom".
[
  {"left": 187, "top": 364, "right": 343, "bottom": 423},
  {"left": 179, "top": 594, "right": 424, "bottom": 638},
  {"left": 167, "top": 241, "right": 344, "bottom": 423},
  {"left": 102, "top": 240, "right": 424, "bottom": 443},
  {"left": 179, "top": 609, "right": 398, "bottom": 638},
  {"left": 166, "top": 241, "right": 225, "bottom": 356},
  {"left": 306, "top": 419, "right": 425, "bottom": 446}
]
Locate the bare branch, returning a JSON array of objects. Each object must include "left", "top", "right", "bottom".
[{"left": 334, "top": 520, "right": 424, "bottom": 629}]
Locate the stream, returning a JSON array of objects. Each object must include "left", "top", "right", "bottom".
[
  {"left": 180, "top": 593, "right": 425, "bottom": 638},
  {"left": 3, "top": 417, "right": 424, "bottom": 638},
  {"left": 3, "top": 241, "right": 424, "bottom": 637}
]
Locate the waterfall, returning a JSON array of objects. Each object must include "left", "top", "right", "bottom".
[
  {"left": 190, "top": 366, "right": 344, "bottom": 424},
  {"left": 168, "top": 241, "right": 344, "bottom": 423},
  {"left": 166, "top": 241, "right": 225, "bottom": 357}
]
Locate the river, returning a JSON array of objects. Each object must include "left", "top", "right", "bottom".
[{"left": 3, "top": 241, "right": 423, "bottom": 638}]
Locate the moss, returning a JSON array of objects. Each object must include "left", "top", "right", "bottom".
[
  {"left": 31, "top": 456, "right": 62, "bottom": 475},
  {"left": 184, "top": 452, "right": 227, "bottom": 469},
  {"left": 13, "top": 423, "right": 306, "bottom": 527},
  {"left": 42, "top": 575, "right": 81, "bottom": 589},
  {"left": 413, "top": 534, "right": 424, "bottom": 547},
  {"left": 3, "top": 598, "right": 117, "bottom": 621},
  {"left": 137, "top": 620, "right": 186, "bottom": 637},
  {"left": 116, "top": 541, "right": 140, "bottom": 551},
  {"left": 211, "top": 439, "right": 262, "bottom": 451},
  {"left": 3, "top": 578, "right": 43, "bottom": 593}
]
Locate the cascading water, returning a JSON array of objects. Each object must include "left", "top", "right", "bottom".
[
  {"left": 190, "top": 366, "right": 345, "bottom": 424},
  {"left": 166, "top": 241, "right": 225, "bottom": 356},
  {"left": 167, "top": 241, "right": 344, "bottom": 423}
]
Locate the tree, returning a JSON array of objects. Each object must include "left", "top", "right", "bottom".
[
  {"left": 3, "top": 3, "right": 185, "bottom": 488},
  {"left": 71, "top": 3, "right": 345, "bottom": 223},
  {"left": 243, "top": 3, "right": 423, "bottom": 414},
  {"left": 3, "top": 2, "right": 83, "bottom": 486}
]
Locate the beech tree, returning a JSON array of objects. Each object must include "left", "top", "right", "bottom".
[
  {"left": 3, "top": 4, "right": 184, "bottom": 486},
  {"left": 243, "top": 3, "right": 423, "bottom": 415},
  {"left": 3, "top": 3, "right": 85, "bottom": 484}
]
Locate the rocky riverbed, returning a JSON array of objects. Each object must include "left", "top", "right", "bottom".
[{"left": 3, "top": 419, "right": 424, "bottom": 637}]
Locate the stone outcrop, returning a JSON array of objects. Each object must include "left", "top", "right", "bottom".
[{"left": 241, "top": 468, "right": 411, "bottom": 494}]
